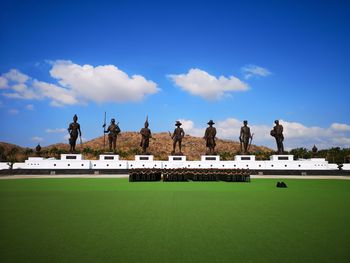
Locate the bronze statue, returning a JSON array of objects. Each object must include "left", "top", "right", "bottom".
[
  {"left": 171, "top": 121, "right": 185, "bottom": 154},
  {"left": 270, "top": 120, "right": 284, "bottom": 154},
  {"left": 35, "top": 144, "right": 41, "bottom": 156},
  {"left": 68, "top": 114, "right": 82, "bottom": 153},
  {"left": 103, "top": 118, "right": 121, "bottom": 153},
  {"left": 312, "top": 145, "right": 318, "bottom": 158},
  {"left": 239, "top": 120, "right": 252, "bottom": 154},
  {"left": 204, "top": 120, "right": 216, "bottom": 154},
  {"left": 140, "top": 116, "right": 152, "bottom": 154}
]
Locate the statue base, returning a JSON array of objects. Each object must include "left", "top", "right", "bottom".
[
  {"left": 201, "top": 155, "right": 220, "bottom": 161},
  {"left": 135, "top": 155, "right": 154, "bottom": 161},
  {"left": 61, "top": 154, "right": 84, "bottom": 160},
  {"left": 168, "top": 155, "right": 187, "bottom": 162},
  {"left": 235, "top": 155, "right": 256, "bottom": 161},
  {"left": 99, "top": 154, "right": 119, "bottom": 161},
  {"left": 270, "top": 155, "right": 294, "bottom": 161}
]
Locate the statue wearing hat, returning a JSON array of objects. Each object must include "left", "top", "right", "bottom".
[
  {"left": 270, "top": 120, "right": 284, "bottom": 154},
  {"left": 68, "top": 114, "right": 82, "bottom": 153},
  {"left": 204, "top": 120, "right": 217, "bottom": 154},
  {"left": 103, "top": 118, "right": 121, "bottom": 153},
  {"left": 171, "top": 121, "right": 185, "bottom": 154},
  {"left": 239, "top": 120, "right": 252, "bottom": 154},
  {"left": 140, "top": 116, "right": 152, "bottom": 154}
]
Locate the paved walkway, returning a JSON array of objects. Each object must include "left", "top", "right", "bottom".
[{"left": 0, "top": 174, "right": 350, "bottom": 180}]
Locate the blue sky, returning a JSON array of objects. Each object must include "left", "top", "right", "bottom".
[{"left": 0, "top": 0, "right": 350, "bottom": 149}]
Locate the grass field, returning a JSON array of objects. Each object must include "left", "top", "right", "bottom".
[{"left": 0, "top": 178, "right": 350, "bottom": 263}]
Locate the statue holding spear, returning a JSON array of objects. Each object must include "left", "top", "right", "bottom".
[{"left": 103, "top": 117, "right": 121, "bottom": 153}]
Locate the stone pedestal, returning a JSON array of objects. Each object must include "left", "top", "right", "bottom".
[
  {"left": 168, "top": 156, "right": 187, "bottom": 162},
  {"left": 270, "top": 155, "right": 294, "bottom": 161},
  {"left": 99, "top": 154, "right": 120, "bottom": 161},
  {"left": 61, "top": 154, "right": 83, "bottom": 160},
  {"left": 135, "top": 155, "right": 154, "bottom": 161},
  {"left": 201, "top": 155, "right": 220, "bottom": 161},
  {"left": 234, "top": 155, "right": 256, "bottom": 161},
  {"left": 128, "top": 155, "right": 161, "bottom": 169}
]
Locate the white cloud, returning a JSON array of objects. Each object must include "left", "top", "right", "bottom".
[
  {"left": 50, "top": 60, "right": 158, "bottom": 103},
  {"left": 330, "top": 123, "right": 350, "bottom": 132},
  {"left": 0, "top": 77, "right": 8, "bottom": 88},
  {"left": 168, "top": 68, "right": 248, "bottom": 100},
  {"left": 33, "top": 80, "right": 78, "bottom": 106},
  {"left": 46, "top": 128, "right": 66, "bottom": 133},
  {"left": 31, "top": 136, "right": 44, "bottom": 142},
  {"left": 26, "top": 104, "right": 34, "bottom": 110},
  {"left": 242, "top": 65, "right": 271, "bottom": 79},
  {"left": 8, "top": 108, "right": 19, "bottom": 115},
  {"left": 178, "top": 119, "right": 204, "bottom": 137},
  {"left": 0, "top": 60, "right": 159, "bottom": 106},
  {"left": 4, "top": 69, "right": 29, "bottom": 83},
  {"left": 181, "top": 118, "right": 350, "bottom": 150}
]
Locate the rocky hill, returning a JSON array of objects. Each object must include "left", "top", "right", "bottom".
[{"left": 1, "top": 132, "right": 272, "bottom": 161}]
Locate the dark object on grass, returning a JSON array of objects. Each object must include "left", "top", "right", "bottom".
[{"left": 276, "top": 181, "right": 287, "bottom": 188}]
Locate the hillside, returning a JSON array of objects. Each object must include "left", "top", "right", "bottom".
[{"left": 1, "top": 132, "right": 272, "bottom": 161}]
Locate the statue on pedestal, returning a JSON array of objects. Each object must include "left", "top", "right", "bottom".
[
  {"left": 103, "top": 118, "right": 121, "bottom": 153},
  {"left": 239, "top": 120, "right": 252, "bottom": 154},
  {"left": 312, "top": 145, "right": 318, "bottom": 158},
  {"left": 68, "top": 114, "right": 82, "bottom": 153},
  {"left": 171, "top": 121, "right": 185, "bottom": 155},
  {"left": 270, "top": 120, "right": 284, "bottom": 154},
  {"left": 35, "top": 144, "right": 41, "bottom": 156},
  {"left": 140, "top": 116, "right": 152, "bottom": 154},
  {"left": 204, "top": 120, "right": 217, "bottom": 154}
]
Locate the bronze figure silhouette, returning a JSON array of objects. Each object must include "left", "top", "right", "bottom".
[
  {"left": 68, "top": 114, "right": 81, "bottom": 153},
  {"left": 270, "top": 120, "right": 284, "bottom": 154},
  {"left": 103, "top": 118, "right": 121, "bottom": 153},
  {"left": 204, "top": 120, "right": 217, "bottom": 154},
  {"left": 140, "top": 116, "right": 152, "bottom": 154},
  {"left": 239, "top": 120, "right": 252, "bottom": 154},
  {"left": 171, "top": 121, "right": 185, "bottom": 155}
]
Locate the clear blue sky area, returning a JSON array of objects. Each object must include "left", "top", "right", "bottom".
[{"left": 0, "top": 0, "right": 349, "bottom": 149}]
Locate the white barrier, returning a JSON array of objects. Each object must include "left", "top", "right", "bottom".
[{"left": 0, "top": 154, "right": 343, "bottom": 171}]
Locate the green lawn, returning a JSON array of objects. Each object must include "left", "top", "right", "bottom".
[{"left": 0, "top": 178, "right": 349, "bottom": 263}]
